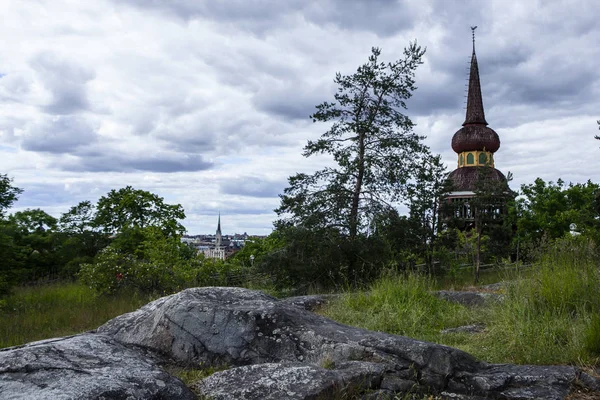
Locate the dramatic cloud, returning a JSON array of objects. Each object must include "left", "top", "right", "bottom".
[
  {"left": 0, "top": 0, "right": 599, "bottom": 234},
  {"left": 30, "top": 52, "right": 94, "bottom": 115},
  {"left": 21, "top": 116, "right": 98, "bottom": 154}
]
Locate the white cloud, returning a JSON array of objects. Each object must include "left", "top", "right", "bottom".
[{"left": 0, "top": 0, "right": 599, "bottom": 234}]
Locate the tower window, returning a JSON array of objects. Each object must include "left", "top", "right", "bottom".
[
  {"left": 479, "top": 152, "right": 487, "bottom": 165},
  {"left": 466, "top": 153, "right": 474, "bottom": 165},
  {"left": 459, "top": 154, "right": 464, "bottom": 166}
]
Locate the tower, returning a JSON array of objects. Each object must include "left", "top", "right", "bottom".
[
  {"left": 215, "top": 213, "right": 222, "bottom": 248},
  {"left": 446, "top": 27, "right": 508, "bottom": 223}
]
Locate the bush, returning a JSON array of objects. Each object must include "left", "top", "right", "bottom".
[{"left": 78, "top": 228, "right": 244, "bottom": 295}]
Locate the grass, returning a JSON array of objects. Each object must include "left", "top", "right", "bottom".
[
  {"left": 321, "top": 237, "right": 600, "bottom": 366},
  {"left": 0, "top": 282, "right": 155, "bottom": 348},
  {"left": 321, "top": 273, "right": 476, "bottom": 344},
  {"left": 2, "top": 236, "right": 599, "bottom": 369}
]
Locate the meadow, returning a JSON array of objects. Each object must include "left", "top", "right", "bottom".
[
  {"left": 1, "top": 237, "right": 599, "bottom": 368},
  {"left": 321, "top": 238, "right": 600, "bottom": 366},
  {"left": 0, "top": 283, "right": 155, "bottom": 348}
]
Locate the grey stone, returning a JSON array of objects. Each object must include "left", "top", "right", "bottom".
[
  {"left": 380, "top": 374, "right": 416, "bottom": 392},
  {"left": 97, "top": 287, "right": 599, "bottom": 399},
  {"left": 3, "top": 286, "right": 599, "bottom": 400},
  {"left": 280, "top": 294, "right": 339, "bottom": 311},
  {"left": 194, "top": 362, "right": 382, "bottom": 400},
  {"left": 0, "top": 334, "right": 195, "bottom": 400},
  {"left": 434, "top": 290, "right": 503, "bottom": 307}
]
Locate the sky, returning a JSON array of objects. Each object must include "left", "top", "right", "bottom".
[{"left": 1, "top": 0, "right": 599, "bottom": 235}]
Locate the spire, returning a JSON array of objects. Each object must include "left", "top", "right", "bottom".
[
  {"left": 215, "top": 212, "right": 222, "bottom": 248},
  {"left": 463, "top": 26, "right": 488, "bottom": 126}
]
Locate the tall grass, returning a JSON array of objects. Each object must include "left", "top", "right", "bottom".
[
  {"left": 0, "top": 282, "right": 155, "bottom": 348},
  {"left": 321, "top": 273, "right": 475, "bottom": 343},
  {"left": 322, "top": 236, "right": 600, "bottom": 366},
  {"left": 475, "top": 237, "right": 600, "bottom": 364}
]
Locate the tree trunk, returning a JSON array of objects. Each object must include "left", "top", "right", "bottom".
[
  {"left": 475, "top": 217, "right": 481, "bottom": 285},
  {"left": 349, "top": 130, "right": 366, "bottom": 241}
]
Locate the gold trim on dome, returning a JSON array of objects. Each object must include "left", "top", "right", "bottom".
[{"left": 457, "top": 150, "right": 494, "bottom": 168}]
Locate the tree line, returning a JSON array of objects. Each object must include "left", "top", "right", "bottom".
[{"left": 1, "top": 42, "right": 599, "bottom": 297}]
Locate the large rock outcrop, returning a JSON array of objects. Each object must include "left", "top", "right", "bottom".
[
  {"left": 96, "top": 287, "right": 600, "bottom": 399},
  {"left": 0, "top": 334, "right": 195, "bottom": 400},
  {"left": 1, "top": 286, "right": 599, "bottom": 399}
]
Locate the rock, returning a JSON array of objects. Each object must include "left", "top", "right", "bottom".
[
  {"left": 97, "top": 287, "right": 481, "bottom": 372},
  {"left": 0, "top": 333, "right": 195, "bottom": 400},
  {"left": 2, "top": 286, "right": 598, "bottom": 400},
  {"left": 280, "top": 294, "right": 339, "bottom": 311},
  {"left": 434, "top": 290, "right": 503, "bottom": 307},
  {"left": 441, "top": 324, "right": 486, "bottom": 335},
  {"left": 194, "top": 361, "right": 386, "bottom": 400},
  {"left": 97, "top": 287, "right": 599, "bottom": 399}
]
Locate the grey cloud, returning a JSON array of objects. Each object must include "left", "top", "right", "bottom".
[
  {"left": 252, "top": 84, "right": 327, "bottom": 121},
  {"left": 113, "top": 0, "right": 415, "bottom": 36},
  {"left": 21, "top": 116, "right": 98, "bottom": 154},
  {"left": 219, "top": 176, "right": 285, "bottom": 198},
  {"left": 56, "top": 151, "right": 213, "bottom": 173},
  {"left": 15, "top": 183, "right": 73, "bottom": 208},
  {"left": 304, "top": 0, "right": 416, "bottom": 37},
  {"left": 30, "top": 52, "right": 94, "bottom": 115}
]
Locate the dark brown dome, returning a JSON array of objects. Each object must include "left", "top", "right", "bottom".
[
  {"left": 448, "top": 167, "right": 506, "bottom": 192},
  {"left": 451, "top": 124, "right": 500, "bottom": 153}
]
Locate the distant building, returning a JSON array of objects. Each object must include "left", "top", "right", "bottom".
[{"left": 203, "top": 213, "right": 226, "bottom": 260}]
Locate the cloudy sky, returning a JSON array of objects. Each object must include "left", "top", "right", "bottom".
[{"left": 1, "top": 0, "right": 599, "bottom": 235}]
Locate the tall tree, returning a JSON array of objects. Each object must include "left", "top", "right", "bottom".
[
  {"left": 0, "top": 174, "right": 23, "bottom": 217},
  {"left": 405, "top": 152, "right": 451, "bottom": 272},
  {"left": 10, "top": 208, "right": 57, "bottom": 233},
  {"left": 94, "top": 186, "right": 186, "bottom": 236},
  {"left": 277, "top": 44, "right": 427, "bottom": 241},
  {"left": 59, "top": 201, "right": 97, "bottom": 234}
]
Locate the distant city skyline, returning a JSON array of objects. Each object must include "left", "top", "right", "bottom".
[{"left": 1, "top": 1, "right": 599, "bottom": 235}]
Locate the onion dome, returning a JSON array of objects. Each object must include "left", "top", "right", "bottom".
[
  {"left": 452, "top": 125, "right": 500, "bottom": 153},
  {"left": 448, "top": 166, "right": 506, "bottom": 192},
  {"left": 450, "top": 32, "right": 500, "bottom": 154}
]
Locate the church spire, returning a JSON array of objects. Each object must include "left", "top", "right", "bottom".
[
  {"left": 463, "top": 26, "right": 488, "bottom": 126},
  {"left": 215, "top": 212, "right": 222, "bottom": 247}
]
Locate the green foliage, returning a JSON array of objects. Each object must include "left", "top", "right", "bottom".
[
  {"left": 323, "top": 236, "right": 600, "bottom": 365},
  {"left": 404, "top": 153, "right": 451, "bottom": 270},
  {"left": 258, "top": 225, "right": 395, "bottom": 292},
  {"left": 0, "top": 174, "right": 23, "bottom": 217},
  {"left": 516, "top": 178, "right": 600, "bottom": 258},
  {"left": 226, "top": 233, "right": 284, "bottom": 269},
  {"left": 277, "top": 44, "right": 428, "bottom": 242},
  {"left": 78, "top": 227, "right": 241, "bottom": 295},
  {"left": 59, "top": 200, "right": 96, "bottom": 234},
  {"left": 94, "top": 186, "right": 186, "bottom": 236}
]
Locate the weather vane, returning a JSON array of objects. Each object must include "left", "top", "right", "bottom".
[{"left": 471, "top": 26, "right": 478, "bottom": 49}]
